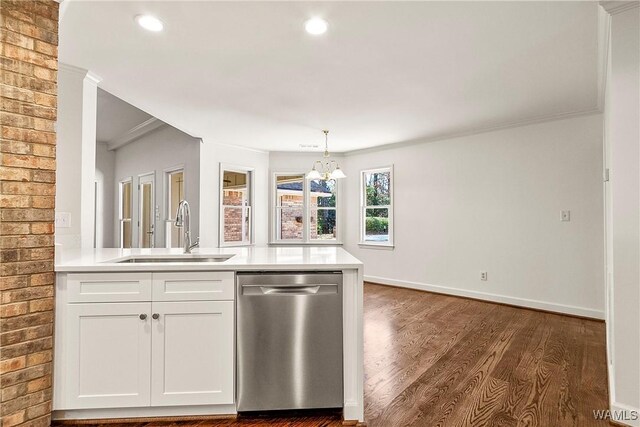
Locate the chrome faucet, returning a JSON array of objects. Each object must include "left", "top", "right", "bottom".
[{"left": 175, "top": 200, "right": 199, "bottom": 254}]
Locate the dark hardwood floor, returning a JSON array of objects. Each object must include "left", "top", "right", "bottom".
[
  {"left": 362, "top": 283, "right": 609, "bottom": 427},
  {"left": 54, "top": 283, "right": 610, "bottom": 427}
]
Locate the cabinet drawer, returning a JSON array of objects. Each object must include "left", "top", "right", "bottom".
[
  {"left": 67, "top": 273, "right": 152, "bottom": 303},
  {"left": 152, "top": 272, "right": 235, "bottom": 301}
]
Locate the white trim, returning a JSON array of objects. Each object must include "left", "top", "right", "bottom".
[
  {"left": 137, "top": 172, "right": 156, "bottom": 249},
  {"left": 364, "top": 275, "right": 605, "bottom": 320},
  {"left": 270, "top": 170, "right": 341, "bottom": 245},
  {"left": 600, "top": 1, "right": 640, "bottom": 15},
  {"left": 597, "top": 7, "right": 611, "bottom": 112},
  {"left": 163, "top": 165, "right": 185, "bottom": 249},
  {"left": 360, "top": 165, "right": 394, "bottom": 247},
  {"left": 219, "top": 163, "right": 255, "bottom": 248},
  {"left": 358, "top": 243, "right": 394, "bottom": 250},
  {"left": 84, "top": 71, "right": 102, "bottom": 86},
  {"left": 343, "top": 109, "right": 601, "bottom": 157},
  {"left": 52, "top": 404, "right": 237, "bottom": 421},
  {"left": 59, "top": 62, "right": 89, "bottom": 76},
  {"left": 117, "top": 177, "right": 133, "bottom": 249},
  {"left": 269, "top": 241, "right": 343, "bottom": 246},
  {"left": 213, "top": 141, "right": 269, "bottom": 154},
  {"left": 608, "top": 402, "right": 640, "bottom": 427},
  {"left": 106, "top": 118, "right": 166, "bottom": 151}
]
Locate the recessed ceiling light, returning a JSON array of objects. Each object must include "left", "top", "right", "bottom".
[
  {"left": 304, "top": 18, "right": 328, "bottom": 35},
  {"left": 135, "top": 15, "right": 164, "bottom": 32}
]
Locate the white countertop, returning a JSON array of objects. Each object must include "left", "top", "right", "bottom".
[{"left": 55, "top": 246, "right": 363, "bottom": 272}]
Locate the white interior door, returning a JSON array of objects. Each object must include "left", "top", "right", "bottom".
[
  {"left": 151, "top": 301, "right": 234, "bottom": 406},
  {"left": 66, "top": 302, "right": 152, "bottom": 409},
  {"left": 139, "top": 173, "right": 155, "bottom": 248}
]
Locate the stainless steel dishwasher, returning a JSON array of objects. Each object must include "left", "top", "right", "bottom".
[{"left": 237, "top": 272, "right": 343, "bottom": 412}]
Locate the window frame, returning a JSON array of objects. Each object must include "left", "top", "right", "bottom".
[
  {"left": 219, "top": 163, "right": 255, "bottom": 248},
  {"left": 270, "top": 170, "right": 341, "bottom": 245},
  {"left": 359, "top": 165, "right": 394, "bottom": 248},
  {"left": 137, "top": 171, "right": 156, "bottom": 249},
  {"left": 118, "top": 177, "right": 133, "bottom": 249},
  {"left": 164, "top": 165, "right": 185, "bottom": 249}
]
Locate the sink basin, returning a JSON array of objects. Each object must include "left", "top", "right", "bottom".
[{"left": 114, "top": 255, "right": 234, "bottom": 263}]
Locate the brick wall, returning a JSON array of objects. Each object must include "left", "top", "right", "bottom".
[
  {"left": 1, "top": 1, "right": 59, "bottom": 426},
  {"left": 222, "top": 190, "right": 245, "bottom": 242},
  {"left": 277, "top": 194, "right": 319, "bottom": 239}
]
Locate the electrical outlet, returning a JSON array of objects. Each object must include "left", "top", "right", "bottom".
[
  {"left": 561, "top": 210, "right": 571, "bottom": 221},
  {"left": 480, "top": 271, "right": 488, "bottom": 281},
  {"left": 55, "top": 212, "right": 71, "bottom": 228}
]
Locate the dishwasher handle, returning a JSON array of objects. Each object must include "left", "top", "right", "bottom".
[
  {"left": 261, "top": 286, "right": 319, "bottom": 295},
  {"left": 241, "top": 284, "right": 337, "bottom": 296}
]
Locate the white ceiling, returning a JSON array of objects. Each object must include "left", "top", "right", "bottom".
[
  {"left": 60, "top": 1, "right": 601, "bottom": 152},
  {"left": 96, "top": 88, "right": 152, "bottom": 143}
]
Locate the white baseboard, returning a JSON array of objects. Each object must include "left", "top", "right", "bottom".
[
  {"left": 364, "top": 275, "right": 605, "bottom": 320},
  {"left": 343, "top": 401, "right": 364, "bottom": 423},
  {"left": 52, "top": 404, "right": 237, "bottom": 420},
  {"left": 609, "top": 402, "right": 640, "bottom": 427}
]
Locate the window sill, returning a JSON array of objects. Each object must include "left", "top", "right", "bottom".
[
  {"left": 269, "top": 241, "right": 344, "bottom": 246},
  {"left": 358, "top": 242, "right": 395, "bottom": 250},
  {"left": 219, "top": 243, "right": 254, "bottom": 248}
]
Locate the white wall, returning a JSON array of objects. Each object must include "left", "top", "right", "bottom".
[
  {"left": 604, "top": 4, "right": 640, "bottom": 422},
  {"left": 55, "top": 64, "right": 99, "bottom": 249},
  {"left": 95, "top": 142, "right": 115, "bottom": 247},
  {"left": 341, "top": 114, "right": 605, "bottom": 318},
  {"left": 112, "top": 125, "right": 200, "bottom": 248},
  {"left": 199, "top": 143, "right": 270, "bottom": 247}
]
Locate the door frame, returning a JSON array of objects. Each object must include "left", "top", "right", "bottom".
[{"left": 138, "top": 172, "right": 156, "bottom": 248}]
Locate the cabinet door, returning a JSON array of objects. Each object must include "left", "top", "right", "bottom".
[
  {"left": 151, "top": 301, "right": 234, "bottom": 406},
  {"left": 66, "top": 303, "right": 151, "bottom": 409}
]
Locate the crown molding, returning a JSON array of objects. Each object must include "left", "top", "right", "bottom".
[
  {"left": 59, "top": 62, "right": 102, "bottom": 84},
  {"left": 85, "top": 72, "right": 102, "bottom": 85},
  {"left": 210, "top": 141, "right": 269, "bottom": 155},
  {"left": 597, "top": 7, "right": 611, "bottom": 112},
  {"left": 59, "top": 62, "right": 88, "bottom": 76},
  {"left": 600, "top": 1, "right": 640, "bottom": 15},
  {"left": 343, "top": 108, "right": 602, "bottom": 157},
  {"left": 106, "top": 117, "right": 166, "bottom": 151}
]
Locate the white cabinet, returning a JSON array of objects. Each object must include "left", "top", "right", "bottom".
[
  {"left": 57, "top": 272, "right": 235, "bottom": 412},
  {"left": 151, "top": 301, "right": 234, "bottom": 406},
  {"left": 66, "top": 302, "right": 151, "bottom": 409},
  {"left": 152, "top": 272, "right": 234, "bottom": 301}
]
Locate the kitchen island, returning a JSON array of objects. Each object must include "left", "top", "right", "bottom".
[{"left": 53, "top": 246, "right": 364, "bottom": 423}]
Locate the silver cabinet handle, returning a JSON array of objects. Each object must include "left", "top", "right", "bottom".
[
  {"left": 139, "top": 314, "right": 147, "bottom": 320},
  {"left": 152, "top": 313, "right": 160, "bottom": 320}
]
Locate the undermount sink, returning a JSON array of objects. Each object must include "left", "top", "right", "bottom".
[{"left": 113, "top": 255, "right": 234, "bottom": 263}]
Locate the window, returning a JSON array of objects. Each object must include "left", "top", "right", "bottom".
[
  {"left": 360, "top": 166, "right": 393, "bottom": 246},
  {"left": 165, "top": 169, "right": 184, "bottom": 248},
  {"left": 272, "top": 173, "right": 339, "bottom": 243},
  {"left": 118, "top": 179, "right": 132, "bottom": 248},
  {"left": 220, "top": 165, "right": 253, "bottom": 246},
  {"left": 311, "top": 179, "right": 337, "bottom": 241}
]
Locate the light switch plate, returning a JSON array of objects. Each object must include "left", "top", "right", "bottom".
[
  {"left": 55, "top": 212, "right": 71, "bottom": 228},
  {"left": 561, "top": 210, "right": 571, "bottom": 222}
]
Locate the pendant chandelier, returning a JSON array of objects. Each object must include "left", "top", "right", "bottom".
[{"left": 306, "top": 130, "right": 346, "bottom": 180}]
